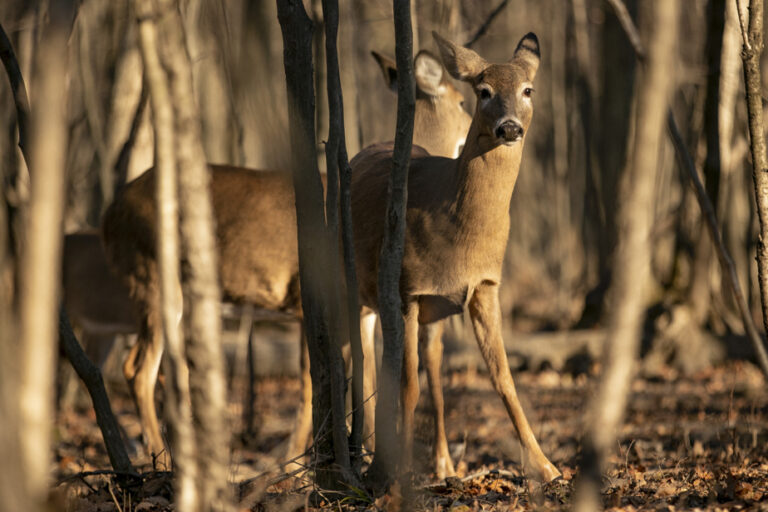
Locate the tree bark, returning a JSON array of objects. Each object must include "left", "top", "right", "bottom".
[
  {"left": 322, "top": 0, "right": 365, "bottom": 469},
  {"left": 133, "top": 0, "right": 199, "bottom": 506},
  {"left": 276, "top": 0, "right": 355, "bottom": 490},
  {"left": 369, "top": 0, "right": 415, "bottom": 485},
  {"left": 155, "top": 1, "right": 232, "bottom": 509},
  {"left": 740, "top": 0, "right": 768, "bottom": 369},
  {"left": 575, "top": 1, "right": 679, "bottom": 510},
  {"left": 16, "top": 0, "right": 73, "bottom": 507}
]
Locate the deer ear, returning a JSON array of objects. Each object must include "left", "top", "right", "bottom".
[
  {"left": 414, "top": 50, "right": 444, "bottom": 96},
  {"left": 433, "top": 31, "right": 487, "bottom": 82},
  {"left": 513, "top": 32, "right": 540, "bottom": 79},
  {"left": 371, "top": 51, "right": 398, "bottom": 92}
]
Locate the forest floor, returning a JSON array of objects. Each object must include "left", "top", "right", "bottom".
[{"left": 54, "top": 359, "right": 768, "bottom": 511}]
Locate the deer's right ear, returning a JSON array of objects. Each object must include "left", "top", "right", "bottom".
[
  {"left": 414, "top": 50, "right": 444, "bottom": 96},
  {"left": 371, "top": 51, "right": 398, "bottom": 92},
  {"left": 433, "top": 31, "right": 487, "bottom": 82}
]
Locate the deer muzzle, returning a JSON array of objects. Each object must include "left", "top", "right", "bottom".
[{"left": 495, "top": 120, "right": 524, "bottom": 143}]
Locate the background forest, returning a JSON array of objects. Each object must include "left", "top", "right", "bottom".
[{"left": 1, "top": 0, "right": 768, "bottom": 510}]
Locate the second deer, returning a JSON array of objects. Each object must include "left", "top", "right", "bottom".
[{"left": 100, "top": 49, "right": 471, "bottom": 471}]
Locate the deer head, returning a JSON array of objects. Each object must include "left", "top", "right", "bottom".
[{"left": 433, "top": 32, "right": 540, "bottom": 153}]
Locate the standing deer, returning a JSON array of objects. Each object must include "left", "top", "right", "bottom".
[
  {"left": 349, "top": 32, "right": 560, "bottom": 482},
  {"left": 101, "top": 49, "right": 472, "bottom": 469}
]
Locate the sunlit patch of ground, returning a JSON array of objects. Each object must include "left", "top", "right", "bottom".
[{"left": 54, "top": 361, "right": 768, "bottom": 510}]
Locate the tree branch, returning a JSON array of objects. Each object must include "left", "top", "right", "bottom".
[{"left": 605, "top": 0, "right": 768, "bottom": 379}]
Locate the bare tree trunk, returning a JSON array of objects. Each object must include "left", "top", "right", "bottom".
[
  {"left": 276, "top": 0, "right": 355, "bottom": 490},
  {"left": 368, "top": 0, "right": 415, "bottom": 485},
  {"left": 574, "top": 1, "right": 679, "bottom": 510},
  {"left": 739, "top": 0, "right": 768, "bottom": 361},
  {"left": 16, "top": 0, "right": 72, "bottom": 507},
  {"left": 159, "top": 1, "right": 232, "bottom": 509},
  {"left": 321, "top": 0, "right": 365, "bottom": 469},
  {"left": 133, "top": 0, "right": 198, "bottom": 506},
  {"left": 689, "top": 0, "right": 726, "bottom": 323}
]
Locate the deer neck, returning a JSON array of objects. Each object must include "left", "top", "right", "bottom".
[{"left": 451, "top": 122, "right": 524, "bottom": 228}]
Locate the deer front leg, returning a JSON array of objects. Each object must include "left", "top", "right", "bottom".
[
  {"left": 468, "top": 282, "right": 560, "bottom": 483},
  {"left": 123, "top": 310, "right": 165, "bottom": 459},
  {"left": 400, "top": 301, "right": 421, "bottom": 474},
  {"left": 360, "top": 307, "right": 378, "bottom": 450},
  {"left": 284, "top": 324, "right": 312, "bottom": 471},
  {"left": 420, "top": 321, "right": 456, "bottom": 479}
]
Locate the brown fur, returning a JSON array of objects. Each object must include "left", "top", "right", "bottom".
[
  {"left": 347, "top": 32, "right": 560, "bottom": 482},
  {"left": 100, "top": 52, "right": 471, "bottom": 466}
]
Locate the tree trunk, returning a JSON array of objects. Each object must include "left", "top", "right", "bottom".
[
  {"left": 741, "top": 0, "right": 768, "bottom": 366},
  {"left": 133, "top": 0, "right": 198, "bottom": 506},
  {"left": 368, "top": 0, "right": 415, "bottom": 485},
  {"left": 276, "top": 0, "right": 355, "bottom": 490},
  {"left": 322, "top": 0, "right": 366, "bottom": 470},
  {"left": 16, "top": 0, "right": 72, "bottom": 507},
  {"left": 575, "top": 1, "right": 679, "bottom": 510}
]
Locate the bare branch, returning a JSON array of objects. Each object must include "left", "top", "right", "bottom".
[
  {"left": 605, "top": 0, "right": 768, "bottom": 379},
  {"left": 464, "top": 0, "right": 509, "bottom": 49}
]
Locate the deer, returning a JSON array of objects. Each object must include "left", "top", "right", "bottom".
[
  {"left": 101, "top": 48, "right": 472, "bottom": 471},
  {"left": 348, "top": 32, "right": 561, "bottom": 482}
]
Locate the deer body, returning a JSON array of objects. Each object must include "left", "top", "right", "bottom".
[
  {"left": 101, "top": 50, "right": 471, "bottom": 468},
  {"left": 349, "top": 32, "right": 560, "bottom": 482}
]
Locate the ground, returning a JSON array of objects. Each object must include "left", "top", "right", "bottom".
[{"left": 53, "top": 360, "right": 768, "bottom": 511}]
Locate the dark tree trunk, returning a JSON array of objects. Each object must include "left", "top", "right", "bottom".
[
  {"left": 741, "top": 0, "right": 768, "bottom": 376},
  {"left": 368, "top": 0, "right": 416, "bottom": 485},
  {"left": 276, "top": 0, "right": 355, "bottom": 490}
]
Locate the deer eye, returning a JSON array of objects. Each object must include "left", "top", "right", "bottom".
[
  {"left": 523, "top": 87, "right": 534, "bottom": 97},
  {"left": 478, "top": 87, "right": 491, "bottom": 100}
]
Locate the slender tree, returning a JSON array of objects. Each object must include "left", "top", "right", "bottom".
[
  {"left": 15, "top": 0, "right": 73, "bottom": 508},
  {"left": 276, "top": 0, "right": 356, "bottom": 490},
  {"left": 133, "top": 0, "right": 198, "bottom": 506},
  {"left": 738, "top": 0, "right": 768, "bottom": 366},
  {"left": 368, "top": 0, "right": 415, "bottom": 484},
  {"left": 575, "top": 1, "right": 679, "bottom": 510}
]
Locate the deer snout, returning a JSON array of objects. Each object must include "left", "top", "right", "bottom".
[{"left": 495, "top": 120, "right": 524, "bottom": 142}]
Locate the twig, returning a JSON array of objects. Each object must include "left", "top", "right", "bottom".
[
  {"left": 605, "top": 0, "right": 768, "bottom": 379},
  {"left": 464, "top": 0, "right": 509, "bottom": 49},
  {"left": 605, "top": 0, "right": 646, "bottom": 60},
  {"left": 736, "top": 0, "right": 752, "bottom": 52},
  {"left": 107, "top": 480, "right": 124, "bottom": 512},
  {"left": 0, "top": 22, "right": 31, "bottom": 157},
  {"left": 667, "top": 112, "right": 768, "bottom": 376}
]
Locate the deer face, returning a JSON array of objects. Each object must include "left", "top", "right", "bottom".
[
  {"left": 372, "top": 49, "right": 472, "bottom": 157},
  {"left": 434, "top": 32, "right": 540, "bottom": 148}
]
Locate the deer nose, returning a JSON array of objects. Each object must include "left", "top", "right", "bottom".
[{"left": 495, "top": 121, "right": 523, "bottom": 142}]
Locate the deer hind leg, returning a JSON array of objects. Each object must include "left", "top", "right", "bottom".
[
  {"left": 400, "top": 301, "right": 421, "bottom": 474},
  {"left": 360, "top": 306, "right": 378, "bottom": 451},
  {"left": 284, "top": 324, "right": 313, "bottom": 471},
  {"left": 124, "top": 306, "right": 166, "bottom": 459},
  {"left": 420, "top": 320, "right": 455, "bottom": 479},
  {"left": 468, "top": 282, "right": 560, "bottom": 483}
]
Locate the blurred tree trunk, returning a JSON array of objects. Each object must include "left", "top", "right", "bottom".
[
  {"left": 0, "top": 21, "right": 27, "bottom": 510},
  {"left": 15, "top": 0, "right": 72, "bottom": 508},
  {"left": 578, "top": 0, "right": 637, "bottom": 327},
  {"left": 740, "top": 0, "right": 768, "bottom": 347},
  {"left": 368, "top": 0, "right": 415, "bottom": 485},
  {"left": 163, "top": 2, "right": 232, "bottom": 509},
  {"left": 134, "top": 0, "right": 198, "bottom": 506},
  {"left": 276, "top": 0, "right": 356, "bottom": 491},
  {"left": 184, "top": 0, "right": 238, "bottom": 165},
  {"left": 136, "top": 0, "right": 233, "bottom": 509},
  {"left": 689, "top": 0, "right": 726, "bottom": 324},
  {"left": 575, "top": 1, "right": 679, "bottom": 510}
]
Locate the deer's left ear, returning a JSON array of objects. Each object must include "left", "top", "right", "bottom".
[{"left": 512, "top": 32, "right": 540, "bottom": 80}]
